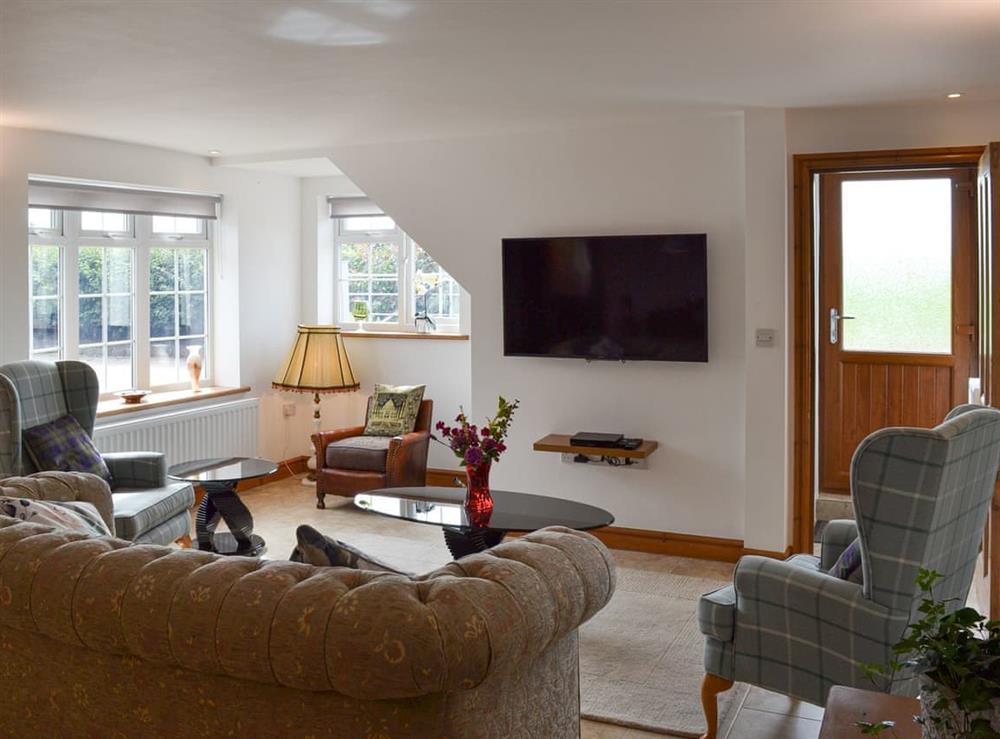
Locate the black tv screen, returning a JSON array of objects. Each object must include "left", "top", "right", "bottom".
[{"left": 502, "top": 234, "right": 708, "bottom": 362}]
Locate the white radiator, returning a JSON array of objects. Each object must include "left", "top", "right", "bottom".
[{"left": 94, "top": 398, "right": 260, "bottom": 468}]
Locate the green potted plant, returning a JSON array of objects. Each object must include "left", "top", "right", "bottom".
[{"left": 862, "top": 569, "right": 1000, "bottom": 738}]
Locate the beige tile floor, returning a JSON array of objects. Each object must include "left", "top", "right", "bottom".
[{"left": 229, "top": 476, "right": 825, "bottom": 739}]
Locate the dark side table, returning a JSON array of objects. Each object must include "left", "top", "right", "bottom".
[{"left": 168, "top": 457, "right": 276, "bottom": 556}]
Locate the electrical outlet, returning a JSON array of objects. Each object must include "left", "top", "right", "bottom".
[
  {"left": 755, "top": 328, "right": 776, "bottom": 347},
  {"left": 282, "top": 402, "right": 296, "bottom": 417}
]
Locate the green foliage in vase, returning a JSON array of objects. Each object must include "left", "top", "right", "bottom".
[
  {"left": 863, "top": 569, "right": 1000, "bottom": 739},
  {"left": 435, "top": 396, "right": 520, "bottom": 469}
]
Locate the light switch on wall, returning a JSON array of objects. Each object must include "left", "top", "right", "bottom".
[{"left": 755, "top": 328, "right": 776, "bottom": 347}]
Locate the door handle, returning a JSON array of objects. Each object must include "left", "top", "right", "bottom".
[{"left": 829, "top": 308, "right": 855, "bottom": 345}]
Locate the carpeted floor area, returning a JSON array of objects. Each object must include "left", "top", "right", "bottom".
[{"left": 579, "top": 564, "right": 745, "bottom": 735}]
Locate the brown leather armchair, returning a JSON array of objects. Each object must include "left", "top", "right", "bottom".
[{"left": 311, "top": 398, "right": 433, "bottom": 509}]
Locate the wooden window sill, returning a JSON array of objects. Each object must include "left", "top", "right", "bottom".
[
  {"left": 342, "top": 331, "right": 469, "bottom": 341},
  {"left": 96, "top": 386, "right": 252, "bottom": 419}
]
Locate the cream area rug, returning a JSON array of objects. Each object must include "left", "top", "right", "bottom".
[{"left": 579, "top": 566, "right": 748, "bottom": 736}]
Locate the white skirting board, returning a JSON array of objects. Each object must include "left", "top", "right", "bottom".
[{"left": 94, "top": 398, "right": 260, "bottom": 468}]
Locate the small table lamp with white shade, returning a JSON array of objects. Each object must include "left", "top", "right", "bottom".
[{"left": 272, "top": 325, "right": 360, "bottom": 481}]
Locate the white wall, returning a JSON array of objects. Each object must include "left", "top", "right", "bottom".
[
  {"left": 343, "top": 337, "right": 472, "bottom": 469},
  {"left": 0, "top": 127, "right": 301, "bottom": 462},
  {"left": 299, "top": 175, "right": 364, "bottom": 325},
  {"left": 742, "top": 108, "right": 790, "bottom": 551},
  {"left": 329, "top": 113, "right": 753, "bottom": 540},
  {"left": 786, "top": 99, "right": 1000, "bottom": 154}
]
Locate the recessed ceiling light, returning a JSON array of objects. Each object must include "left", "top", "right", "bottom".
[
  {"left": 208, "top": 149, "right": 221, "bottom": 156},
  {"left": 946, "top": 92, "right": 962, "bottom": 99}
]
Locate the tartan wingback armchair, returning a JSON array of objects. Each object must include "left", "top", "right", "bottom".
[
  {"left": 697, "top": 405, "right": 1000, "bottom": 739},
  {"left": 0, "top": 360, "right": 194, "bottom": 546}
]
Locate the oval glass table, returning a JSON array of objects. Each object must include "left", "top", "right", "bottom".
[
  {"left": 354, "top": 486, "right": 614, "bottom": 559},
  {"left": 168, "top": 457, "right": 277, "bottom": 556}
]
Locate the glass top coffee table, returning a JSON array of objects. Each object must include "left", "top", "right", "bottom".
[
  {"left": 168, "top": 457, "right": 277, "bottom": 556},
  {"left": 355, "top": 486, "right": 614, "bottom": 559}
]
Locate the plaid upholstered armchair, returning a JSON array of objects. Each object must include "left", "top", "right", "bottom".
[
  {"left": 0, "top": 360, "right": 194, "bottom": 546},
  {"left": 698, "top": 405, "right": 1000, "bottom": 739}
]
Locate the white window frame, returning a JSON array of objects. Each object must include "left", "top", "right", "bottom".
[
  {"left": 150, "top": 215, "right": 209, "bottom": 239},
  {"left": 27, "top": 209, "right": 214, "bottom": 397},
  {"left": 78, "top": 211, "right": 135, "bottom": 238},
  {"left": 28, "top": 207, "right": 63, "bottom": 238},
  {"left": 333, "top": 219, "right": 460, "bottom": 332}
]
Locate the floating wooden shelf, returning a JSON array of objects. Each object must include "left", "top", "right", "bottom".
[{"left": 533, "top": 434, "right": 659, "bottom": 460}]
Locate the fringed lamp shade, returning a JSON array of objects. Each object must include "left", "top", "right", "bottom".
[{"left": 272, "top": 325, "right": 359, "bottom": 394}]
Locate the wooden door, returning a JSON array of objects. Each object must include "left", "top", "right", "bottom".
[
  {"left": 819, "top": 168, "right": 976, "bottom": 494},
  {"left": 975, "top": 143, "right": 1000, "bottom": 617}
]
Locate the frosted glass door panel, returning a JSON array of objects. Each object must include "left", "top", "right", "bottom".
[{"left": 841, "top": 178, "right": 952, "bottom": 353}]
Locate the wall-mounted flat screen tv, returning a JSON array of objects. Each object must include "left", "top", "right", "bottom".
[{"left": 502, "top": 233, "right": 708, "bottom": 362}]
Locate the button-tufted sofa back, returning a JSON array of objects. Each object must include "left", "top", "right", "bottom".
[{"left": 0, "top": 514, "right": 615, "bottom": 738}]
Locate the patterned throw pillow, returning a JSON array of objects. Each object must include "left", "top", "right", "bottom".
[
  {"left": 290, "top": 525, "right": 407, "bottom": 574},
  {"left": 828, "top": 536, "right": 864, "bottom": 584},
  {"left": 22, "top": 414, "right": 112, "bottom": 482},
  {"left": 363, "top": 384, "right": 426, "bottom": 437},
  {"left": 0, "top": 497, "right": 111, "bottom": 536}
]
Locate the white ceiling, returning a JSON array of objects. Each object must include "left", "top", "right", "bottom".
[{"left": 2, "top": 0, "right": 999, "bottom": 159}]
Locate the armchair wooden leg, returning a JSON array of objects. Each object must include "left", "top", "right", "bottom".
[
  {"left": 700, "top": 672, "right": 734, "bottom": 739},
  {"left": 176, "top": 534, "right": 193, "bottom": 548},
  {"left": 316, "top": 490, "right": 326, "bottom": 509}
]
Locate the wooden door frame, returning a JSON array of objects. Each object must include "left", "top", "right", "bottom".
[{"left": 791, "top": 146, "right": 985, "bottom": 553}]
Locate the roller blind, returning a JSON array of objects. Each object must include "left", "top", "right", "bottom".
[
  {"left": 327, "top": 196, "right": 383, "bottom": 218},
  {"left": 28, "top": 177, "right": 222, "bottom": 219}
]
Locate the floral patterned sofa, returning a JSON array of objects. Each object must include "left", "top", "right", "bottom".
[{"left": 0, "top": 472, "right": 616, "bottom": 738}]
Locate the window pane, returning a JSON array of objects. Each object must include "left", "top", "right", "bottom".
[
  {"left": 31, "top": 245, "right": 60, "bottom": 296},
  {"left": 79, "top": 345, "right": 105, "bottom": 386},
  {"left": 370, "top": 243, "right": 397, "bottom": 274},
  {"left": 150, "top": 294, "right": 175, "bottom": 337},
  {"left": 178, "top": 249, "right": 206, "bottom": 291},
  {"left": 841, "top": 179, "right": 952, "bottom": 353},
  {"left": 341, "top": 215, "right": 395, "bottom": 232},
  {"left": 149, "top": 245, "right": 209, "bottom": 386},
  {"left": 371, "top": 279, "right": 397, "bottom": 294},
  {"left": 107, "top": 295, "right": 132, "bottom": 341},
  {"left": 413, "top": 244, "right": 460, "bottom": 325},
  {"left": 341, "top": 243, "right": 368, "bottom": 273},
  {"left": 150, "top": 248, "right": 176, "bottom": 291},
  {"left": 107, "top": 248, "right": 131, "bottom": 293},
  {"left": 80, "top": 211, "right": 128, "bottom": 233},
  {"left": 152, "top": 216, "right": 203, "bottom": 235},
  {"left": 79, "top": 296, "right": 103, "bottom": 344},
  {"left": 371, "top": 295, "right": 398, "bottom": 320},
  {"left": 150, "top": 340, "right": 177, "bottom": 386},
  {"left": 178, "top": 294, "right": 205, "bottom": 336},
  {"left": 107, "top": 344, "right": 133, "bottom": 391},
  {"left": 78, "top": 246, "right": 103, "bottom": 295},
  {"left": 32, "top": 298, "right": 59, "bottom": 351},
  {"left": 28, "top": 208, "right": 55, "bottom": 231}
]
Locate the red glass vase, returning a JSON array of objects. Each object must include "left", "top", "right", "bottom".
[{"left": 464, "top": 462, "right": 493, "bottom": 527}]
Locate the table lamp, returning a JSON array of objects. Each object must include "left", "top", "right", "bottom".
[{"left": 272, "top": 325, "right": 360, "bottom": 480}]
